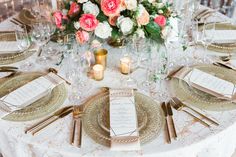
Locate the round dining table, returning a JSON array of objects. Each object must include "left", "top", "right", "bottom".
[{"left": 0, "top": 6, "right": 236, "bottom": 157}]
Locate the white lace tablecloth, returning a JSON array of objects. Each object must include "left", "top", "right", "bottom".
[{"left": 1, "top": 10, "right": 236, "bottom": 157}]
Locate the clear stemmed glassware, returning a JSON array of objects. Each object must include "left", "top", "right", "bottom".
[
  {"left": 200, "top": 20, "right": 216, "bottom": 63},
  {"left": 148, "top": 44, "right": 169, "bottom": 101},
  {"left": 120, "top": 43, "right": 138, "bottom": 88},
  {"left": 15, "top": 25, "right": 34, "bottom": 70}
]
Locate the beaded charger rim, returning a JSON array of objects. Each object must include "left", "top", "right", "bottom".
[
  {"left": 0, "top": 72, "right": 67, "bottom": 121},
  {"left": 82, "top": 91, "right": 164, "bottom": 147},
  {"left": 199, "top": 23, "right": 236, "bottom": 53},
  {"left": 0, "top": 33, "right": 35, "bottom": 65},
  {"left": 170, "top": 64, "right": 236, "bottom": 111}
]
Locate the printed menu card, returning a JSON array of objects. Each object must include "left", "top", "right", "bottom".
[
  {"left": 0, "top": 72, "right": 65, "bottom": 118},
  {"left": 181, "top": 68, "right": 236, "bottom": 99},
  {"left": 109, "top": 89, "right": 140, "bottom": 151}
]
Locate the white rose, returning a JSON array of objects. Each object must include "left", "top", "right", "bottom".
[
  {"left": 95, "top": 22, "right": 112, "bottom": 39},
  {"left": 77, "top": 0, "right": 88, "bottom": 3},
  {"left": 124, "top": 0, "right": 137, "bottom": 10},
  {"left": 83, "top": 1, "right": 99, "bottom": 16},
  {"left": 74, "top": 22, "right": 80, "bottom": 30},
  {"left": 117, "top": 16, "right": 134, "bottom": 35},
  {"left": 135, "top": 28, "right": 145, "bottom": 38}
]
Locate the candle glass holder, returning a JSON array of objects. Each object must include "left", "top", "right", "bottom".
[
  {"left": 94, "top": 48, "right": 108, "bottom": 69},
  {"left": 93, "top": 64, "right": 104, "bottom": 81}
]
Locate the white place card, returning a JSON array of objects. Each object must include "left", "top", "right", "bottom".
[
  {"left": 0, "top": 41, "right": 20, "bottom": 53},
  {"left": 0, "top": 73, "right": 65, "bottom": 118},
  {"left": 184, "top": 69, "right": 236, "bottom": 98},
  {"left": 109, "top": 89, "right": 140, "bottom": 151}
]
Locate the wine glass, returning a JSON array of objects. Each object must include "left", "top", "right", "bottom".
[
  {"left": 15, "top": 26, "right": 34, "bottom": 70},
  {"left": 200, "top": 20, "right": 216, "bottom": 63}
]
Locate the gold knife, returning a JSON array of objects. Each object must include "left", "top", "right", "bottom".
[
  {"left": 25, "top": 106, "right": 73, "bottom": 134},
  {"left": 161, "top": 102, "right": 171, "bottom": 144},
  {"left": 167, "top": 102, "right": 177, "bottom": 139}
]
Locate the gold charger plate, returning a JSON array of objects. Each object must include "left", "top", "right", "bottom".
[
  {"left": 0, "top": 72, "right": 67, "bottom": 121},
  {"left": 170, "top": 64, "right": 236, "bottom": 111},
  {"left": 0, "top": 33, "right": 35, "bottom": 65},
  {"left": 18, "top": 9, "right": 37, "bottom": 25},
  {"left": 82, "top": 91, "right": 164, "bottom": 147},
  {"left": 199, "top": 23, "right": 236, "bottom": 53}
]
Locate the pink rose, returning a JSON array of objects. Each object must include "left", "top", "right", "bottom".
[
  {"left": 101, "top": 0, "right": 121, "bottom": 16},
  {"left": 79, "top": 14, "right": 99, "bottom": 31},
  {"left": 75, "top": 30, "right": 89, "bottom": 44},
  {"left": 68, "top": 2, "right": 80, "bottom": 16},
  {"left": 53, "top": 11, "right": 63, "bottom": 29},
  {"left": 154, "top": 15, "right": 166, "bottom": 27},
  {"left": 109, "top": 15, "right": 119, "bottom": 26}
]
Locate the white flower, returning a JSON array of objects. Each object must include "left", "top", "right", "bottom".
[
  {"left": 83, "top": 1, "right": 99, "bottom": 16},
  {"left": 95, "top": 22, "right": 112, "bottom": 39},
  {"left": 135, "top": 28, "right": 145, "bottom": 38},
  {"left": 124, "top": 0, "right": 137, "bottom": 10},
  {"left": 62, "top": 9, "right": 68, "bottom": 15},
  {"left": 158, "top": 10, "right": 163, "bottom": 14},
  {"left": 77, "top": 0, "right": 88, "bottom": 3},
  {"left": 117, "top": 16, "right": 134, "bottom": 35},
  {"left": 156, "top": 3, "right": 164, "bottom": 8},
  {"left": 91, "top": 39, "right": 102, "bottom": 48},
  {"left": 74, "top": 22, "right": 80, "bottom": 30},
  {"left": 148, "top": 0, "right": 155, "bottom": 3}
]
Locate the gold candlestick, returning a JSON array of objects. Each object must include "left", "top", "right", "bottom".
[
  {"left": 93, "top": 64, "right": 104, "bottom": 81},
  {"left": 94, "top": 49, "right": 108, "bottom": 69}
]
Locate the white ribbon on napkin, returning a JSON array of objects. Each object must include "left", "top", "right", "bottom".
[
  {"left": 0, "top": 73, "right": 65, "bottom": 119},
  {"left": 205, "top": 30, "right": 236, "bottom": 44},
  {"left": 109, "top": 88, "right": 140, "bottom": 151},
  {"left": 0, "top": 41, "right": 20, "bottom": 53}
]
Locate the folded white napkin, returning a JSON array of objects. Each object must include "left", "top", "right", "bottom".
[
  {"left": 0, "top": 73, "right": 65, "bottom": 118},
  {"left": 0, "top": 41, "right": 20, "bottom": 53},
  {"left": 109, "top": 89, "right": 140, "bottom": 151},
  {"left": 205, "top": 30, "right": 236, "bottom": 44}
]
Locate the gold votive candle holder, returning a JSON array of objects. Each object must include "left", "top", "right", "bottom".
[
  {"left": 120, "top": 57, "right": 131, "bottom": 75},
  {"left": 93, "top": 64, "right": 104, "bottom": 81},
  {"left": 94, "top": 49, "right": 108, "bottom": 69}
]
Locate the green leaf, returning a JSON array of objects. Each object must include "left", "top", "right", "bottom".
[
  {"left": 97, "top": 12, "right": 108, "bottom": 22},
  {"left": 111, "top": 27, "right": 121, "bottom": 39},
  {"left": 144, "top": 21, "right": 163, "bottom": 43}
]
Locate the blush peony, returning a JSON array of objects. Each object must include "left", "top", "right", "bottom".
[
  {"left": 154, "top": 15, "right": 166, "bottom": 27},
  {"left": 68, "top": 2, "right": 80, "bottom": 16},
  {"left": 136, "top": 4, "right": 150, "bottom": 26},
  {"left": 76, "top": 30, "right": 90, "bottom": 44},
  {"left": 101, "top": 0, "right": 121, "bottom": 16},
  {"left": 79, "top": 14, "right": 99, "bottom": 31},
  {"left": 53, "top": 11, "right": 63, "bottom": 29}
]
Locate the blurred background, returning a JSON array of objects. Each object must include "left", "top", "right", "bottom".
[{"left": 0, "top": 0, "right": 235, "bottom": 22}]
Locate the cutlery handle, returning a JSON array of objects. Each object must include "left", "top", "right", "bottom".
[
  {"left": 170, "top": 117, "right": 177, "bottom": 139},
  {"left": 70, "top": 119, "right": 76, "bottom": 145},
  {"left": 186, "top": 106, "right": 219, "bottom": 126},
  {"left": 31, "top": 116, "right": 59, "bottom": 135},
  {"left": 164, "top": 118, "right": 171, "bottom": 144},
  {"left": 25, "top": 115, "right": 54, "bottom": 134},
  {"left": 77, "top": 118, "right": 82, "bottom": 148},
  {"left": 183, "top": 110, "right": 210, "bottom": 128}
]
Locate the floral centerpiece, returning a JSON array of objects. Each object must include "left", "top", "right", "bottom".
[{"left": 53, "top": 0, "right": 175, "bottom": 46}]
